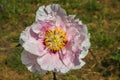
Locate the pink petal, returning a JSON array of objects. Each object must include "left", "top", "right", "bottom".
[
  {"left": 72, "top": 59, "right": 85, "bottom": 69},
  {"left": 59, "top": 50, "right": 75, "bottom": 68},
  {"left": 37, "top": 52, "right": 69, "bottom": 73},
  {"left": 79, "top": 37, "right": 90, "bottom": 59},
  {"left": 20, "top": 27, "right": 31, "bottom": 45},
  {"left": 66, "top": 27, "right": 78, "bottom": 42},
  {"left": 35, "top": 4, "right": 67, "bottom": 32},
  {"left": 46, "top": 4, "right": 66, "bottom": 19},
  {"left": 60, "top": 49, "right": 85, "bottom": 69},
  {"left": 21, "top": 50, "right": 46, "bottom": 74},
  {"left": 31, "top": 22, "right": 42, "bottom": 34},
  {"left": 22, "top": 39, "right": 47, "bottom": 56},
  {"left": 72, "top": 34, "right": 85, "bottom": 52},
  {"left": 20, "top": 26, "right": 39, "bottom": 44},
  {"left": 36, "top": 4, "right": 66, "bottom": 22},
  {"left": 31, "top": 21, "right": 52, "bottom": 34}
]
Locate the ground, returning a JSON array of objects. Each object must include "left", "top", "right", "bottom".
[{"left": 0, "top": 0, "right": 120, "bottom": 80}]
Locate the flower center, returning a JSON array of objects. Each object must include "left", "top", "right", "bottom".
[{"left": 44, "top": 28, "right": 67, "bottom": 52}]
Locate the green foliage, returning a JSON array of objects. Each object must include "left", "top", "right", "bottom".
[
  {"left": 66, "top": 75, "right": 80, "bottom": 80},
  {"left": 0, "top": 0, "right": 31, "bottom": 19},
  {"left": 26, "top": 73, "right": 43, "bottom": 80},
  {"left": 111, "top": 50, "right": 120, "bottom": 62},
  {"left": 4, "top": 47, "right": 26, "bottom": 74},
  {"left": 84, "top": 0, "right": 102, "bottom": 11}
]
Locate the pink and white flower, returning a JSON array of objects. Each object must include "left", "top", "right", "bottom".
[{"left": 20, "top": 4, "right": 90, "bottom": 74}]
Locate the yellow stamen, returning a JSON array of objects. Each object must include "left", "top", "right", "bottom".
[{"left": 44, "top": 28, "right": 67, "bottom": 52}]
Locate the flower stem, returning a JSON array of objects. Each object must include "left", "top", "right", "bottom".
[{"left": 53, "top": 72, "right": 57, "bottom": 80}]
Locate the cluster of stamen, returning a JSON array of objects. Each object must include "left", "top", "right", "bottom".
[{"left": 44, "top": 28, "right": 67, "bottom": 52}]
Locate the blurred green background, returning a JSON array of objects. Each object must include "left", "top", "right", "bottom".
[{"left": 0, "top": 0, "right": 120, "bottom": 80}]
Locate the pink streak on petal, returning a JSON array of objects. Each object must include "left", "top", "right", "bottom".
[{"left": 30, "top": 28, "right": 39, "bottom": 40}]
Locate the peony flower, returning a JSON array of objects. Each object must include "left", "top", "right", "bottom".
[{"left": 20, "top": 4, "right": 90, "bottom": 74}]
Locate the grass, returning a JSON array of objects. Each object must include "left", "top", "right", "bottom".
[{"left": 0, "top": 0, "right": 120, "bottom": 80}]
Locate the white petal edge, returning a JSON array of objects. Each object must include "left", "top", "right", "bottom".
[
  {"left": 35, "top": 5, "right": 47, "bottom": 21},
  {"left": 79, "top": 50, "right": 89, "bottom": 59}
]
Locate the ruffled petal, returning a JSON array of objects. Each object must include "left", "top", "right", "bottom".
[
  {"left": 21, "top": 50, "right": 46, "bottom": 74},
  {"left": 72, "top": 59, "right": 85, "bottom": 69},
  {"left": 66, "top": 16, "right": 90, "bottom": 53},
  {"left": 67, "top": 15, "right": 76, "bottom": 23},
  {"left": 37, "top": 52, "right": 69, "bottom": 73},
  {"left": 59, "top": 50, "right": 85, "bottom": 69},
  {"left": 66, "top": 27, "right": 78, "bottom": 42},
  {"left": 35, "top": 4, "right": 67, "bottom": 32},
  {"left": 22, "top": 39, "right": 47, "bottom": 56},
  {"left": 81, "top": 34, "right": 91, "bottom": 49},
  {"left": 20, "top": 27, "right": 31, "bottom": 45},
  {"left": 31, "top": 22, "right": 42, "bottom": 34},
  {"left": 79, "top": 49, "right": 88, "bottom": 59},
  {"left": 35, "top": 6, "right": 48, "bottom": 21},
  {"left": 20, "top": 26, "right": 39, "bottom": 44},
  {"left": 50, "top": 4, "right": 66, "bottom": 17},
  {"left": 72, "top": 34, "right": 85, "bottom": 52},
  {"left": 61, "top": 53, "right": 75, "bottom": 69},
  {"left": 79, "top": 35, "right": 90, "bottom": 59},
  {"left": 36, "top": 4, "right": 66, "bottom": 22},
  {"left": 20, "top": 22, "right": 49, "bottom": 56}
]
